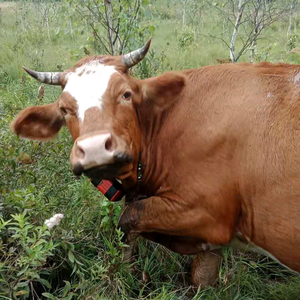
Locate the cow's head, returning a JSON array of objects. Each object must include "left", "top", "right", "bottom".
[{"left": 11, "top": 39, "right": 185, "bottom": 188}]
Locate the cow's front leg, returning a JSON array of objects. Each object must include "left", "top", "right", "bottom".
[
  {"left": 118, "top": 195, "right": 233, "bottom": 246},
  {"left": 121, "top": 194, "right": 140, "bottom": 266}
]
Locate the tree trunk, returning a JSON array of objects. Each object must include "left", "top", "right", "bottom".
[
  {"left": 287, "top": 1, "right": 294, "bottom": 37},
  {"left": 230, "top": 0, "right": 245, "bottom": 62},
  {"left": 105, "top": 0, "right": 114, "bottom": 55},
  {"left": 45, "top": 6, "right": 50, "bottom": 39},
  {"left": 182, "top": 1, "right": 186, "bottom": 27},
  {"left": 250, "top": 2, "right": 260, "bottom": 63},
  {"left": 69, "top": 20, "right": 74, "bottom": 38}
]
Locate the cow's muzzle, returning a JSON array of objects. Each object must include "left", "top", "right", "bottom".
[
  {"left": 71, "top": 132, "right": 131, "bottom": 177},
  {"left": 72, "top": 152, "right": 133, "bottom": 178}
]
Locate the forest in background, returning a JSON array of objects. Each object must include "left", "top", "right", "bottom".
[{"left": 0, "top": 0, "right": 300, "bottom": 299}]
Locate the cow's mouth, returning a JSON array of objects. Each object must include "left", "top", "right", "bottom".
[{"left": 72, "top": 152, "right": 133, "bottom": 180}]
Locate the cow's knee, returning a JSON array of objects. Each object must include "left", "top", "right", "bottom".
[{"left": 191, "top": 249, "right": 222, "bottom": 288}]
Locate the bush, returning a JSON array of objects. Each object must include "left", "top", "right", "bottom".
[
  {"left": 287, "top": 33, "right": 299, "bottom": 51},
  {"left": 178, "top": 26, "right": 195, "bottom": 48},
  {"left": 0, "top": 213, "right": 58, "bottom": 299}
]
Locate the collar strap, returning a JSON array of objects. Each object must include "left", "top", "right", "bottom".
[
  {"left": 90, "top": 151, "right": 143, "bottom": 202},
  {"left": 135, "top": 107, "right": 145, "bottom": 184},
  {"left": 137, "top": 151, "right": 143, "bottom": 182},
  {"left": 90, "top": 178, "right": 124, "bottom": 202}
]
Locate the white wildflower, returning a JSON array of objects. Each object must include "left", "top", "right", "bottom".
[{"left": 45, "top": 213, "right": 64, "bottom": 229}]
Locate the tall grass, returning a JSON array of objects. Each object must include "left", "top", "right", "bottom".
[{"left": 0, "top": 1, "right": 299, "bottom": 299}]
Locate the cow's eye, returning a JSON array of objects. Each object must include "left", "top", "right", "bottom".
[
  {"left": 60, "top": 107, "right": 68, "bottom": 115},
  {"left": 122, "top": 91, "right": 132, "bottom": 100}
]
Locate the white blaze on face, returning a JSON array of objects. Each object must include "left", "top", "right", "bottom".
[{"left": 64, "top": 61, "right": 117, "bottom": 120}]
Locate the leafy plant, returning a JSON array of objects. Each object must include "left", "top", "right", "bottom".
[
  {"left": 178, "top": 26, "right": 195, "bottom": 48},
  {"left": 65, "top": 0, "right": 154, "bottom": 55},
  {"left": 0, "top": 212, "right": 58, "bottom": 299},
  {"left": 287, "top": 33, "right": 299, "bottom": 51}
]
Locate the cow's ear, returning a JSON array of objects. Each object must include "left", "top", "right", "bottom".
[
  {"left": 11, "top": 102, "right": 65, "bottom": 140},
  {"left": 140, "top": 72, "right": 186, "bottom": 109}
]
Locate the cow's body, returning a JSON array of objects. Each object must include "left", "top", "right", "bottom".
[
  {"left": 11, "top": 39, "right": 300, "bottom": 286},
  {"left": 133, "top": 62, "right": 300, "bottom": 271}
]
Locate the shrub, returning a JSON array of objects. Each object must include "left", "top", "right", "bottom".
[{"left": 178, "top": 26, "right": 195, "bottom": 48}]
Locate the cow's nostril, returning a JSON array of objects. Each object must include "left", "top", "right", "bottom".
[
  {"left": 76, "top": 144, "right": 85, "bottom": 159},
  {"left": 105, "top": 137, "right": 115, "bottom": 152},
  {"left": 105, "top": 138, "right": 112, "bottom": 151}
]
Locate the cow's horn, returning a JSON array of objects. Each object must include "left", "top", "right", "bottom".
[
  {"left": 122, "top": 38, "right": 151, "bottom": 68},
  {"left": 22, "top": 66, "right": 63, "bottom": 85}
]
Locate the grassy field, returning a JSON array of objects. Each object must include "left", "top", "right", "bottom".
[{"left": 0, "top": 1, "right": 300, "bottom": 299}]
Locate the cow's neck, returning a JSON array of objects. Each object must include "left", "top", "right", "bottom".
[{"left": 135, "top": 103, "right": 171, "bottom": 196}]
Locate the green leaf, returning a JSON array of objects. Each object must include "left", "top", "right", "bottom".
[
  {"left": 148, "top": 25, "right": 155, "bottom": 35},
  {"left": 34, "top": 239, "right": 47, "bottom": 247},
  {"left": 15, "top": 290, "right": 29, "bottom": 296},
  {"left": 16, "top": 282, "right": 28, "bottom": 288},
  {"left": 17, "top": 265, "right": 29, "bottom": 277},
  {"left": 74, "top": 258, "right": 84, "bottom": 266},
  {"left": 68, "top": 250, "right": 75, "bottom": 263},
  {"left": 64, "top": 294, "right": 76, "bottom": 300},
  {"left": 62, "top": 280, "right": 71, "bottom": 297},
  {"left": 42, "top": 293, "right": 57, "bottom": 300},
  {"left": 101, "top": 216, "right": 109, "bottom": 226},
  {"left": 37, "top": 278, "right": 52, "bottom": 289}
]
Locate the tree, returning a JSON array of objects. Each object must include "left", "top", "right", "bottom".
[
  {"left": 287, "top": 0, "right": 298, "bottom": 37},
  {"left": 230, "top": 0, "right": 245, "bottom": 62},
  {"left": 69, "top": 0, "right": 153, "bottom": 55},
  {"left": 211, "top": 0, "right": 293, "bottom": 62}
]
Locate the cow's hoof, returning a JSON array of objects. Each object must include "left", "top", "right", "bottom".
[{"left": 191, "top": 249, "right": 222, "bottom": 288}]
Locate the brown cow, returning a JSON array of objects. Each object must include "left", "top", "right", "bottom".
[{"left": 11, "top": 39, "right": 300, "bottom": 287}]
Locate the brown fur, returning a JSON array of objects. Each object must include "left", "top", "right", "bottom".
[{"left": 11, "top": 102, "right": 65, "bottom": 140}]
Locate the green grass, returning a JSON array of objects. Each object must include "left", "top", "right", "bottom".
[{"left": 0, "top": 1, "right": 300, "bottom": 299}]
